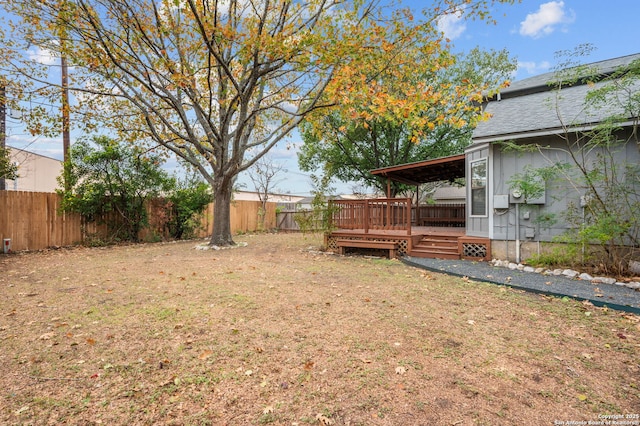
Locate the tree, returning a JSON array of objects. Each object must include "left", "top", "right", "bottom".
[
  {"left": 1, "top": 0, "right": 517, "bottom": 246},
  {"left": 164, "top": 171, "right": 213, "bottom": 240},
  {"left": 59, "top": 135, "right": 173, "bottom": 242},
  {"left": 299, "top": 48, "right": 516, "bottom": 197},
  {"left": 248, "top": 155, "right": 285, "bottom": 230},
  {"left": 0, "top": 147, "right": 18, "bottom": 182}
]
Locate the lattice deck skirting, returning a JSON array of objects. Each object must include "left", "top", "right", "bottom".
[{"left": 458, "top": 236, "right": 491, "bottom": 261}]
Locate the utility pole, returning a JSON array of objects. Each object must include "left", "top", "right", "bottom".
[
  {"left": 1, "top": 84, "right": 6, "bottom": 191},
  {"left": 61, "top": 55, "right": 71, "bottom": 191}
]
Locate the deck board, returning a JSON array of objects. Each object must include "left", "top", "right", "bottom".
[{"left": 330, "top": 226, "right": 465, "bottom": 238}]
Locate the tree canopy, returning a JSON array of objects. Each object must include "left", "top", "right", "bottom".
[
  {"left": 1, "top": 0, "right": 517, "bottom": 245},
  {"left": 299, "top": 48, "right": 516, "bottom": 196}
]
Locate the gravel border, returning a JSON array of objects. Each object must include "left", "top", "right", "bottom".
[{"left": 402, "top": 256, "right": 640, "bottom": 314}]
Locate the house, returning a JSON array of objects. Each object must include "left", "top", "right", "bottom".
[
  {"left": 467, "top": 53, "right": 640, "bottom": 262},
  {"left": 233, "top": 190, "right": 304, "bottom": 204},
  {"left": 325, "top": 53, "right": 640, "bottom": 262},
  {"left": 4, "top": 147, "right": 63, "bottom": 193}
]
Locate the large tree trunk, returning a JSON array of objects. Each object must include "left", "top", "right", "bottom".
[{"left": 209, "top": 180, "right": 235, "bottom": 246}]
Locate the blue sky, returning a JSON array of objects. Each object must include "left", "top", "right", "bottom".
[
  {"left": 5, "top": 0, "right": 639, "bottom": 196},
  {"left": 429, "top": 0, "right": 639, "bottom": 80}
]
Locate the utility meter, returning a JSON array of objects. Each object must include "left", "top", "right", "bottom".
[{"left": 510, "top": 188, "right": 525, "bottom": 204}]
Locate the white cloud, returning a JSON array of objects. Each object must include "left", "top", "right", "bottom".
[
  {"left": 517, "top": 60, "right": 552, "bottom": 76},
  {"left": 27, "top": 45, "right": 58, "bottom": 66},
  {"left": 436, "top": 10, "right": 466, "bottom": 40},
  {"left": 519, "top": 1, "right": 575, "bottom": 38}
]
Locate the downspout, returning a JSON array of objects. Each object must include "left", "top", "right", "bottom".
[{"left": 515, "top": 203, "right": 521, "bottom": 263}]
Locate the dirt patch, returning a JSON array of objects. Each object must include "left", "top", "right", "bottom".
[{"left": 0, "top": 233, "right": 638, "bottom": 425}]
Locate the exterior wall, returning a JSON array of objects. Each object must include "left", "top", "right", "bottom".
[
  {"left": 6, "top": 148, "right": 62, "bottom": 193},
  {"left": 490, "top": 136, "right": 576, "bottom": 243},
  {"left": 487, "top": 131, "right": 640, "bottom": 261},
  {"left": 465, "top": 144, "right": 490, "bottom": 237}
]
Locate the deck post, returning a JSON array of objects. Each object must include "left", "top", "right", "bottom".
[
  {"left": 386, "top": 200, "right": 390, "bottom": 229},
  {"left": 364, "top": 200, "right": 369, "bottom": 234},
  {"left": 406, "top": 198, "right": 412, "bottom": 235},
  {"left": 415, "top": 186, "right": 420, "bottom": 226}
]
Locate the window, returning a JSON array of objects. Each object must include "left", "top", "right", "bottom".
[{"left": 470, "top": 158, "right": 487, "bottom": 216}]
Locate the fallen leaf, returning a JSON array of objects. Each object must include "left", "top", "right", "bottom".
[
  {"left": 15, "top": 406, "right": 30, "bottom": 416},
  {"left": 245, "top": 369, "right": 253, "bottom": 376},
  {"left": 617, "top": 333, "right": 627, "bottom": 339},
  {"left": 198, "top": 350, "right": 213, "bottom": 360},
  {"left": 263, "top": 405, "right": 274, "bottom": 414},
  {"left": 467, "top": 320, "right": 475, "bottom": 325},
  {"left": 315, "top": 413, "right": 334, "bottom": 425},
  {"left": 39, "top": 332, "right": 55, "bottom": 340},
  {"left": 304, "top": 361, "right": 314, "bottom": 370},
  {"left": 86, "top": 337, "right": 96, "bottom": 346},
  {"left": 395, "top": 366, "right": 406, "bottom": 375},
  {"left": 577, "top": 394, "right": 587, "bottom": 401}
]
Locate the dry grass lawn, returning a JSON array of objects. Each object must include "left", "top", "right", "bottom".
[{"left": 0, "top": 233, "right": 638, "bottom": 425}]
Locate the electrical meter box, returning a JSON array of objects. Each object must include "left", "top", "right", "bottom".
[{"left": 493, "top": 194, "right": 509, "bottom": 209}]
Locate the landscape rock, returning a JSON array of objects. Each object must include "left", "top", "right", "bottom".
[
  {"left": 592, "top": 277, "right": 617, "bottom": 285},
  {"left": 562, "top": 269, "right": 579, "bottom": 279},
  {"left": 578, "top": 273, "right": 593, "bottom": 281}
]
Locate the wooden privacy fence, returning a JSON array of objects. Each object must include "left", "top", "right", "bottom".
[{"left": 0, "top": 191, "right": 276, "bottom": 252}]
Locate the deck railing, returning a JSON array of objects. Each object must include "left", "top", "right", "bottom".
[
  {"left": 414, "top": 203, "right": 465, "bottom": 227},
  {"left": 330, "top": 198, "right": 412, "bottom": 235}
]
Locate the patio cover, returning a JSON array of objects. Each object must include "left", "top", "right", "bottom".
[{"left": 369, "top": 153, "right": 465, "bottom": 186}]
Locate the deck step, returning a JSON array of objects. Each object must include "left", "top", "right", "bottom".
[
  {"left": 416, "top": 239, "right": 458, "bottom": 248},
  {"left": 409, "top": 235, "right": 460, "bottom": 259},
  {"left": 409, "top": 249, "right": 460, "bottom": 260}
]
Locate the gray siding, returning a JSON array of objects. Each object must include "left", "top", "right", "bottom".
[{"left": 489, "top": 133, "right": 639, "bottom": 243}]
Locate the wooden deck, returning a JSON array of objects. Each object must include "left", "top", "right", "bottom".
[
  {"left": 327, "top": 199, "right": 490, "bottom": 260},
  {"left": 327, "top": 227, "right": 490, "bottom": 260}
]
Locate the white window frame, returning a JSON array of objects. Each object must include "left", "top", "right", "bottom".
[{"left": 470, "top": 157, "right": 488, "bottom": 217}]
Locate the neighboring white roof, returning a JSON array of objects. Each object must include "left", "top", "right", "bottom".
[
  {"left": 233, "top": 190, "right": 304, "bottom": 203},
  {"left": 432, "top": 186, "right": 465, "bottom": 200}
]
